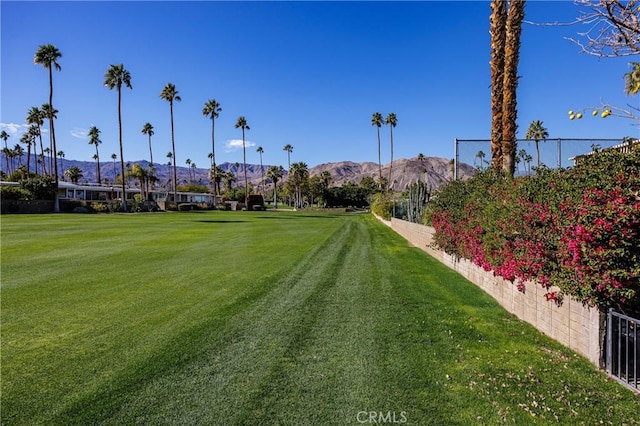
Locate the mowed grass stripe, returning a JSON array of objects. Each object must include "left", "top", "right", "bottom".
[
  {"left": 1, "top": 211, "right": 350, "bottom": 425},
  {"left": 2, "top": 212, "right": 639, "bottom": 425}
]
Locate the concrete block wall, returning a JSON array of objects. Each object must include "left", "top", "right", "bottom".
[{"left": 378, "top": 216, "right": 604, "bottom": 367}]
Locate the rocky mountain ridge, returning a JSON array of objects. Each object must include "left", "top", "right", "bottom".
[{"left": 2, "top": 154, "right": 474, "bottom": 191}]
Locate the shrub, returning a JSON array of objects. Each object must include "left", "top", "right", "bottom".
[
  {"left": 428, "top": 147, "right": 640, "bottom": 313},
  {"left": 20, "top": 175, "right": 56, "bottom": 200},
  {"left": 370, "top": 192, "right": 394, "bottom": 220},
  {"left": 0, "top": 186, "right": 32, "bottom": 200}
]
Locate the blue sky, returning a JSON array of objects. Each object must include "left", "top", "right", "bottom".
[{"left": 1, "top": 1, "right": 637, "bottom": 171}]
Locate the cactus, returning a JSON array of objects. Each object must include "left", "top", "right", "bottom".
[{"left": 406, "top": 181, "right": 431, "bottom": 223}]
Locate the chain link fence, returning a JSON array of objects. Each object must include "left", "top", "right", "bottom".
[{"left": 453, "top": 138, "right": 627, "bottom": 179}]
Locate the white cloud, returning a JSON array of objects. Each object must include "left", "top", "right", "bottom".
[
  {"left": 0, "top": 122, "right": 28, "bottom": 137},
  {"left": 70, "top": 127, "right": 88, "bottom": 139},
  {"left": 225, "top": 139, "right": 256, "bottom": 152}
]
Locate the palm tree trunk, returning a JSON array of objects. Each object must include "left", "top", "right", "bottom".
[
  {"left": 377, "top": 127, "right": 382, "bottom": 189},
  {"left": 118, "top": 87, "right": 127, "bottom": 212},
  {"left": 387, "top": 126, "right": 394, "bottom": 192},
  {"left": 49, "top": 67, "right": 59, "bottom": 212},
  {"left": 211, "top": 118, "right": 217, "bottom": 197},
  {"left": 26, "top": 143, "right": 31, "bottom": 174},
  {"left": 501, "top": 0, "right": 525, "bottom": 176},
  {"left": 242, "top": 128, "right": 248, "bottom": 204},
  {"left": 170, "top": 102, "right": 177, "bottom": 208},
  {"left": 490, "top": 0, "right": 507, "bottom": 169}
]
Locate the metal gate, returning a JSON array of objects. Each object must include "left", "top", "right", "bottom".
[{"left": 606, "top": 309, "right": 639, "bottom": 391}]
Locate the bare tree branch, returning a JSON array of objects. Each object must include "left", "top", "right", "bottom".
[{"left": 526, "top": 0, "right": 639, "bottom": 57}]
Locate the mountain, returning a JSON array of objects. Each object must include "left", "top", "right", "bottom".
[{"left": 1, "top": 154, "right": 474, "bottom": 191}]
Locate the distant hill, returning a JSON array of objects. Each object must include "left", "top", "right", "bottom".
[{"left": 1, "top": 154, "right": 475, "bottom": 191}]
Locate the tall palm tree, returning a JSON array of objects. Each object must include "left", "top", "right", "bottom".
[
  {"left": 385, "top": 112, "right": 397, "bottom": 192},
  {"left": 267, "top": 165, "right": 284, "bottom": 208},
  {"left": 0, "top": 131, "right": 9, "bottom": 174},
  {"left": 202, "top": 99, "right": 221, "bottom": 196},
  {"left": 490, "top": 0, "right": 507, "bottom": 169},
  {"left": 27, "top": 107, "right": 45, "bottom": 175},
  {"left": 371, "top": 112, "right": 384, "bottom": 189},
  {"left": 475, "top": 150, "right": 487, "bottom": 171},
  {"left": 34, "top": 44, "right": 61, "bottom": 208},
  {"left": 88, "top": 126, "right": 102, "bottom": 184},
  {"left": 111, "top": 153, "right": 117, "bottom": 183},
  {"left": 141, "top": 122, "right": 154, "bottom": 166},
  {"left": 160, "top": 83, "right": 181, "bottom": 206},
  {"left": 256, "top": 146, "right": 265, "bottom": 195},
  {"left": 105, "top": 64, "right": 133, "bottom": 211},
  {"left": 57, "top": 150, "right": 65, "bottom": 179},
  {"left": 40, "top": 104, "right": 58, "bottom": 176},
  {"left": 525, "top": 120, "right": 548, "bottom": 168},
  {"left": 235, "top": 116, "right": 250, "bottom": 203},
  {"left": 501, "top": 0, "right": 525, "bottom": 176},
  {"left": 283, "top": 144, "right": 293, "bottom": 170}
]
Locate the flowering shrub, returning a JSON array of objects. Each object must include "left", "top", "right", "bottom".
[{"left": 426, "top": 147, "right": 640, "bottom": 313}]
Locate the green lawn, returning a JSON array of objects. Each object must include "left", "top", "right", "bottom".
[{"left": 1, "top": 211, "right": 638, "bottom": 425}]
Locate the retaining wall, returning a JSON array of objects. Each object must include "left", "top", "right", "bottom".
[{"left": 378, "top": 216, "right": 605, "bottom": 368}]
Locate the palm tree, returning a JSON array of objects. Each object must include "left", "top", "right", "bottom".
[
  {"left": 160, "top": 83, "right": 181, "bottom": 207},
  {"left": 289, "top": 161, "right": 309, "bottom": 209},
  {"left": 209, "top": 164, "right": 225, "bottom": 195},
  {"left": 19, "top": 132, "right": 33, "bottom": 174},
  {"left": 371, "top": 112, "right": 384, "bottom": 189},
  {"left": 185, "top": 158, "right": 192, "bottom": 182},
  {"left": 88, "top": 126, "right": 102, "bottom": 184},
  {"left": 34, "top": 44, "right": 62, "bottom": 208},
  {"left": 256, "top": 146, "right": 265, "bottom": 195},
  {"left": 489, "top": 0, "right": 507, "bottom": 169},
  {"left": 105, "top": 64, "right": 133, "bottom": 211},
  {"left": 283, "top": 144, "right": 293, "bottom": 170},
  {"left": 57, "top": 151, "right": 65, "bottom": 179},
  {"left": 64, "top": 166, "right": 83, "bottom": 184},
  {"left": 40, "top": 104, "right": 58, "bottom": 176},
  {"left": 27, "top": 107, "right": 45, "bottom": 175},
  {"left": 475, "top": 150, "right": 487, "bottom": 171},
  {"left": 28, "top": 126, "right": 40, "bottom": 175},
  {"left": 141, "top": 122, "right": 154, "bottom": 167},
  {"left": 111, "top": 153, "right": 117, "bottom": 183},
  {"left": 222, "top": 170, "right": 237, "bottom": 195},
  {"left": 501, "top": 0, "right": 525, "bottom": 176},
  {"left": 0, "top": 131, "right": 9, "bottom": 174},
  {"left": 525, "top": 120, "right": 548, "bottom": 168},
  {"left": 235, "top": 116, "right": 250, "bottom": 203},
  {"left": 267, "top": 165, "right": 284, "bottom": 208},
  {"left": 385, "top": 112, "right": 397, "bottom": 191},
  {"left": 202, "top": 99, "right": 221, "bottom": 196},
  {"left": 13, "top": 144, "right": 24, "bottom": 170}
]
